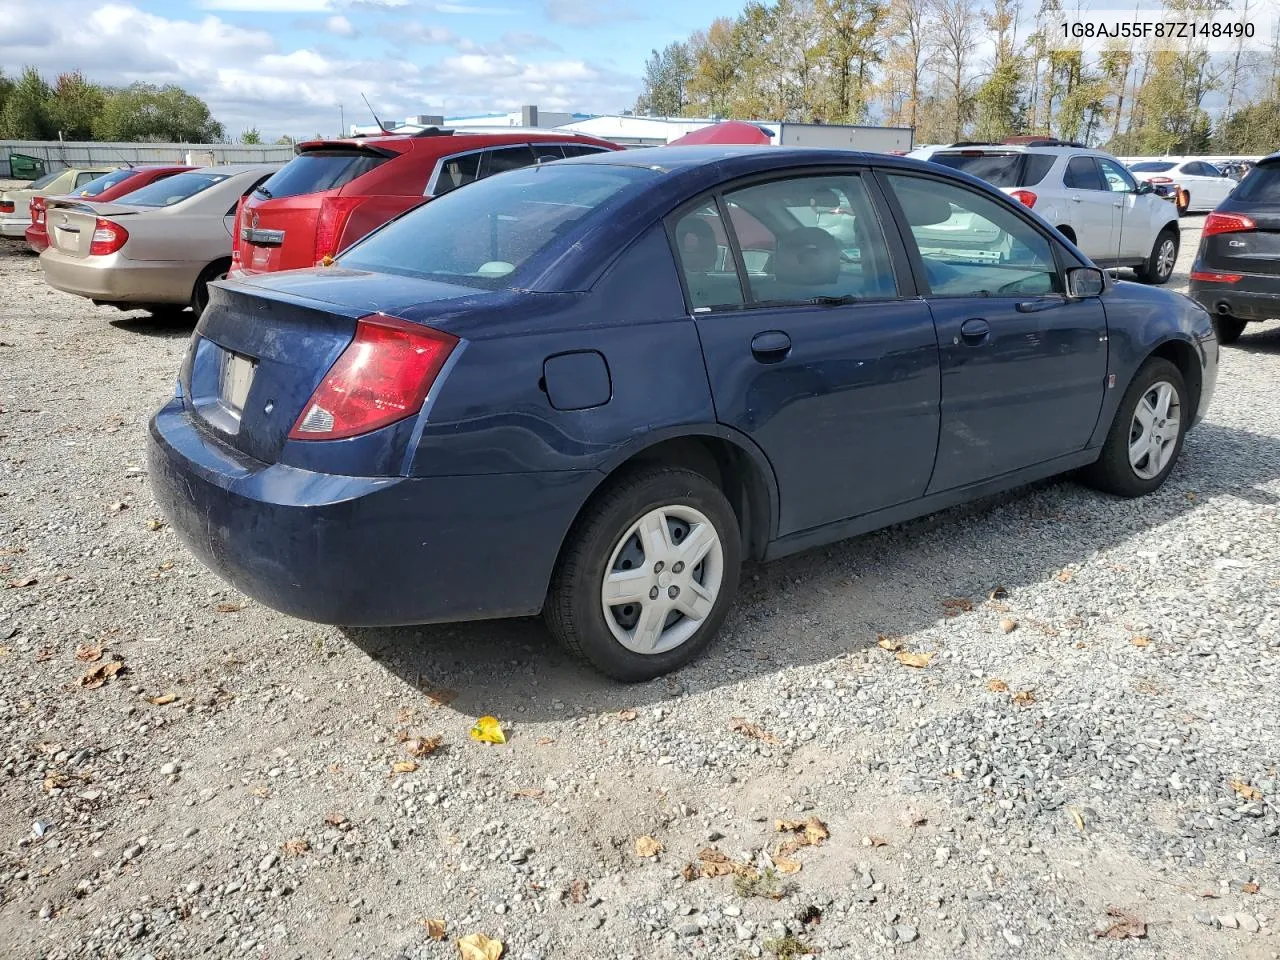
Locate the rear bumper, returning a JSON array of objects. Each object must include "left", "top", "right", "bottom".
[
  {"left": 147, "top": 397, "right": 598, "bottom": 626},
  {"left": 25, "top": 224, "right": 48, "bottom": 253},
  {"left": 1, "top": 216, "right": 29, "bottom": 238},
  {"left": 1189, "top": 274, "right": 1280, "bottom": 322},
  {"left": 40, "top": 249, "right": 201, "bottom": 304}
]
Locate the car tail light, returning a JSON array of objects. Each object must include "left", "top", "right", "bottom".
[
  {"left": 30, "top": 197, "right": 45, "bottom": 224},
  {"left": 1190, "top": 271, "right": 1243, "bottom": 283},
  {"left": 89, "top": 218, "right": 128, "bottom": 256},
  {"left": 314, "top": 197, "right": 362, "bottom": 265},
  {"left": 1203, "top": 212, "right": 1256, "bottom": 236},
  {"left": 1009, "top": 190, "right": 1037, "bottom": 208},
  {"left": 0, "top": 200, "right": 13, "bottom": 214},
  {"left": 230, "top": 196, "right": 246, "bottom": 266},
  {"left": 289, "top": 315, "right": 458, "bottom": 441},
  {"left": 1148, "top": 176, "right": 1173, "bottom": 184}
]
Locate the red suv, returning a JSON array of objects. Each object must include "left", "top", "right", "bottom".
[
  {"left": 232, "top": 129, "right": 621, "bottom": 275},
  {"left": 25, "top": 165, "right": 194, "bottom": 253}
]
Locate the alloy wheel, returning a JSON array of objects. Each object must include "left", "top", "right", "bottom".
[
  {"left": 1156, "top": 237, "right": 1176, "bottom": 280},
  {"left": 1128, "top": 380, "right": 1181, "bottom": 480}
]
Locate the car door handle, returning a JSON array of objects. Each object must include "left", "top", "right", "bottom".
[
  {"left": 1113, "top": 200, "right": 1123, "bottom": 207},
  {"left": 1016, "top": 297, "right": 1064, "bottom": 313},
  {"left": 750, "top": 330, "right": 792, "bottom": 363},
  {"left": 958, "top": 318, "right": 990, "bottom": 345},
  {"left": 1070, "top": 195, "right": 1082, "bottom": 202}
]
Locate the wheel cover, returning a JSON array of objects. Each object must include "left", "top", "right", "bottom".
[
  {"left": 600, "top": 504, "right": 724, "bottom": 656},
  {"left": 1128, "top": 380, "right": 1181, "bottom": 480},
  {"left": 1156, "top": 238, "right": 1176, "bottom": 278}
]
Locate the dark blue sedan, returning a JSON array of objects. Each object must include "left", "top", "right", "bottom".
[{"left": 149, "top": 147, "right": 1218, "bottom": 681}]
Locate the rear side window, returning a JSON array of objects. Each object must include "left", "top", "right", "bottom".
[
  {"left": 1130, "top": 161, "right": 1176, "bottom": 173},
  {"left": 1231, "top": 165, "right": 1280, "bottom": 202},
  {"left": 75, "top": 169, "right": 134, "bottom": 196},
  {"left": 255, "top": 150, "right": 387, "bottom": 200},
  {"left": 561, "top": 144, "right": 609, "bottom": 158},
  {"left": 432, "top": 152, "right": 482, "bottom": 196},
  {"left": 483, "top": 146, "right": 537, "bottom": 177},
  {"left": 118, "top": 172, "right": 229, "bottom": 207},
  {"left": 1023, "top": 154, "right": 1055, "bottom": 186},
  {"left": 1064, "top": 157, "right": 1106, "bottom": 190},
  {"left": 931, "top": 152, "right": 1025, "bottom": 187}
]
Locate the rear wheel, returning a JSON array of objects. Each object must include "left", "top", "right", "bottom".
[
  {"left": 1215, "top": 316, "right": 1247, "bottom": 345},
  {"left": 192, "top": 259, "right": 231, "bottom": 316},
  {"left": 1135, "top": 228, "right": 1178, "bottom": 284},
  {"left": 545, "top": 465, "right": 741, "bottom": 682},
  {"left": 1083, "top": 357, "right": 1187, "bottom": 497}
]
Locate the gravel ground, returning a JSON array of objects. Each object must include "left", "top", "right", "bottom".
[{"left": 1, "top": 215, "right": 1278, "bottom": 960}]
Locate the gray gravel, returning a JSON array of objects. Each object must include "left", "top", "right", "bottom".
[{"left": 1, "top": 216, "right": 1278, "bottom": 959}]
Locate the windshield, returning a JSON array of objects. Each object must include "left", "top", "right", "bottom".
[
  {"left": 116, "top": 172, "right": 229, "bottom": 207},
  {"left": 340, "top": 163, "right": 657, "bottom": 287},
  {"left": 28, "top": 170, "right": 63, "bottom": 190},
  {"left": 256, "top": 150, "right": 387, "bottom": 200},
  {"left": 75, "top": 169, "right": 136, "bottom": 197},
  {"left": 1129, "top": 161, "right": 1177, "bottom": 172},
  {"left": 1231, "top": 165, "right": 1280, "bottom": 203}
]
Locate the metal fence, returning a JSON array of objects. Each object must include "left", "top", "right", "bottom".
[{"left": 1, "top": 140, "right": 295, "bottom": 177}]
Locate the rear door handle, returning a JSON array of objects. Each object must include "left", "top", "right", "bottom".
[
  {"left": 958, "top": 318, "right": 990, "bottom": 345},
  {"left": 750, "top": 330, "right": 792, "bottom": 363}
]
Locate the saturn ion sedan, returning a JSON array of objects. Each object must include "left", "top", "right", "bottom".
[{"left": 148, "top": 147, "right": 1218, "bottom": 681}]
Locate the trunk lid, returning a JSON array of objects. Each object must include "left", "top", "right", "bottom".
[{"left": 1202, "top": 184, "right": 1280, "bottom": 276}]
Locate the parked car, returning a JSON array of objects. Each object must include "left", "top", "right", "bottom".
[
  {"left": 928, "top": 141, "right": 1181, "bottom": 282},
  {"left": 1188, "top": 151, "right": 1280, "bottom": 344},
  {"left": 1, "top": 166, "right": 117, "bottom": 239},
  {"left": 148, "top": 147, "right": 1217, "bottom": 681},
  {"left": 40, "top": 164, "right": 280, "bottom": 316},
  {"left": 1128, "top": 159, "right": 1238, "bottom": 214},
  {"left": 232, "top": 129, "right": 620, "bottom": 276},
  {"left": 25, "top": 165, "right": 195, "bottom": 253}
]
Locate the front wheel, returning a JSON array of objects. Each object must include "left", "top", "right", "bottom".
[
  {"left": 545, "top": 465, "right": 741, "bottom": 682},
  {"left": 1135, "top": 228, "right": 1178, "bottom": 284},
  {"left": 1083, "top": 357, "right": 1187, "bottom": 497}
]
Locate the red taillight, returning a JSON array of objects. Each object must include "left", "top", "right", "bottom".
[
  {"left": 1009, "top": 189, "right": 1037, "bottom": 208},
  {"left": 289, "top": 315, "right": 458, "bottom": 441},
  {"left": 30, "top": 197, "right": 45, "bottom": 224},
  {"left": 89, "top": 218, "right": 128, "bottom": 256},
  {"left": 0, "top": 200, "right": 13, "bottom": 214},
  {"left": 314, "top": 196, "right": 362, "bottom": 264},
  {"left": 231, "top": 196, "right": 247, "bottom": 265},
  {"left": 1203, "top": 212, "right": 1256, "bottom": 236},
  {"left": 1190, "top": 270, "right": 1243, "bottom": 283},
  {"left": 1148, "top": 176, "right": 1173, "bottom": 183}
]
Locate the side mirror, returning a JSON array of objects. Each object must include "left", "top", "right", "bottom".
[
  {"left": 1135, "top": 181, "right": 1154, "bottom": 196},
  {"left": 1066, "top": 266, "right": 1105, "bottom": 298}
]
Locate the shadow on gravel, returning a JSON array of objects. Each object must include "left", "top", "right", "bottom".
[
  {"left": 344, "top": 420, "right": 1280, "bottom": 720},
  {"left": 1232, "top": 322, "right": 1280, "bottom": 355},
  {"left": 108, "top": 310, "right": 196, "bottom": 338}
]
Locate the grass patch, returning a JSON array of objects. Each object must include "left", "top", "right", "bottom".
[{"left": 763, "top": 933, "right": 815, "bottom": 959}]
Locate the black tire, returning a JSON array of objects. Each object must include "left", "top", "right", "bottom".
[
  {"left": 191, "top": 259, "right": 231, "bottom": 316},
  {"left": 1082, "top": 357, "right": 1187, "bottom": 498},
  {"left": 1134, "top": 228, "right": 1178, "bottom": 284},
  {"left": 545, "top": 465, "right": 742, "bottom": 682},
  {"left": 1215, "top": 316, "right": 1247, "bottom": 345}
]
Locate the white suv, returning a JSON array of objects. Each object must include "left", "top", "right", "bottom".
[{"left": 927, "top": 140, "right": 1181, "bottom": 284}]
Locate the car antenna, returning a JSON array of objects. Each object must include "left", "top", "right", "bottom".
[{"left": 360, "top": 93, "right": 393, "bottom": 136}]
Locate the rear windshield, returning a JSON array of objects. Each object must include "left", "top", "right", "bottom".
[
  {"left": 28, "top": 170, "right": 63, "bottom": 190},
  {"left": 117, "top": 172, "right": 229, "bottom": 207},
  {"left": 340, "top": 163, "right": 656, "bottom": 288},
  {"left": 930, "top": 152, "right": 1054, "bottom": 187},
  {"left": 255, "top": 150, "right": 387, "bottom": 200},
  {"left": 1130, "top": 161, "right": 1177, "bottom": 172},
  {"left": 1231, "top": 165, "right": 1280, "bottom": 203},
  {"left": 75, "top": 169, "right": 135, "bottom": 197}
]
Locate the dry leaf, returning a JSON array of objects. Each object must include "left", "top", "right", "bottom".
[
  {"left": 776, "top": 817, "right": 829, "bottom": 847},
  {"left": 987, "top": 678, "right": 1009, "bottom": 693},
  {"left": 1242, "top": 882, "right": 1259, "bottom": 895},
  {"left": 876, "top": 634, "right": 904, "bottom": 651},
  {"left": 425, "top": 918, "right": 446, "bottom": 941},
  {"left": 535, "top": 737, "right": 555, "bottom": 746},
  {"left": 1056, "top": 568, "right": 1074, "bottom": 583},
  {"left": 1131, "top": 635, "right": 1152, "bottom": 647},
  {"left": 634, "top": 835, "right": 662, "bottom": 858},
  {"left": 1068, "top": 807, "right": 1086, "bottom": 833},
  {"left": 1094, "top": 906, "right": 1146, "bottom": 940},
  {"left": 469, "top": 716, "right": 506, "bottom": 745},
  {"left": 79, "top": 660, "right": 124, "bottom": 689},
  {"left": 75, "top": 644, "right": 103, "bottom": 663},
  {"left": 867, "top": 835, "right": 889, "bottom": 847},
  {"left": 252, "top": 786, "right": 272, "bottom": 799},
  {"left": 391, "top": 760, "right": 419, "bottom": 775},
  {"left": 216, "top": 602, "right": 243, "bottom": 613},
  {"left": 423, "top": 686, "right": 458, "bottom": 707},
  {"left": 988, "top": 585, "right": 1008, "bottom": 601},
  {"left": 323, "top": 813, "right": 347, "bottom": 827},
  {"left": 149, "top": 693, "right": 178, "bottom": 706},
  {"left": 895, "top": 651, "right": 934, "bottom": 668},
  {"left": 511, "top": 788, "right": 545, "bottom": 799},
  {"left": 680, "top": 862, "right": 698, "bottom": 882},
  {"left": 146, "top": 518, "right": 165, "bottom": 531},
  {"left": 1012, "top": 689, "right": 1036, "bottom": 705},
  {"left": 568, "top": 879, "right": 589, "bottom": 904},
  {"left": 43, "top": 773, "right": 72, "bottom": 793},
  {"left": 729, "top": 717, "right": 782, "bottom": 745},
  {"left": 942, "top": 597, "right": 973, "bottom": 616},
  {"left": 999, "top": 618, "right": 1018, "bottom": 634},
  {"left": 616, "top": 709, "right": 638, "bottom": 722},
  {"left": 282, "top": 838, "right": 310, "bottom": 856},
  {"left": 456, "top": 932, "right": 504, "bottom": 960},
  {"left": 773, "top": 852, "right": 802, "bottom": 874},
  {"left": 406, "top": 735, "right": 443, "bottom": 758},
  {"left": 6, "top": 576, "right": 37, "bottom": 589},
  {"left": 1230, "top": 780, "right": 1263, "bottom": 802}
]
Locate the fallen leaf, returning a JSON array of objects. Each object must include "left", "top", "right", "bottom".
[
  {"left": 1068, "top": 807, "right": 1086, "bottom": 833},
  {"left": 773, "top": 852, "right": 802, "bottom": 874},
  {"left": 43, "top": 773, "right": 72, "bottom": 793},
  {"left": 568, "top": 879, "right": 589, "bottom": 904},
  {"left": 1056, "top": 568, "right": 1074, "bottom": 583},
  {"left": 469, "top": 716, "right": 506, "bottom": 745},
  {"left": 79, "top": 660, "right": 124, "bottom": 689},
  {"left": 6, "top": 576, "right": 37, "bottom": 589},
  {"left": 634, "top": 835, "right": 662, "bottom": 858},
  {"left": 894, "top": 651, "right": 934, "bottom": 669},
  {"left": 942, "top": 597, "right": 973, "bottom": 616},
  {"left": 35, "top": 648, "right": 55, "bottom": 662},
  {"left": 729, "top": 717, "right": 782, "bottom": 745},
  {"left": 511, "top": 788, "right": 545, "bottom": 799},
  {"left": 1242, "top": 882, "right": 1259, "bottom": 894},
  {"left": 1197, "top": 890, "right": 1219, "bottom": 899},
  {"left": 1230, "top": 779, "right": 1263, "bottom": 802},
  {"left": 876, "top": 634, "right": 903, "bottom": 651},
  {"left": 146, "top": 518, "right": 165, "bottom": 532},
  {"left": 999, "top": 618, "right": 1018, "bottom": 634},
  {"left": 406, "top": 735, "right": 443, "bottom": 759},
  {"left": 425, "top": 918, "right": 446, "bottom": 941},
  {"left": 616, "top": 709, "right": 638, "bottom": 722},
  {"left": 149, "top": 693, "right": 178, "bottom": 706},
  {"left": 1094, "top": 906, "right": 1146, "bottom": 940},
  {"left": 215, "top": 602, "right": 243, "bottom": 614},
  {"left": 423, "top": 686, "right": 458, "bottom": 707},
  {"left": 108, "top": 501, "right": 128, "bottom": 513},
  {"left": 680, "top": 862, "right": 698, "bottom": 882},
  {"left": 776, "top": 817, "right": 829, "bottom": 847},
  {"left": 535, "top": 737, "right": 555, "bottom": 746},
  {"left": 987, "top": 678, "right": 1009, "bottom": 693},
  {"left": 75, "top": 644, "right": 103, "bottom": 663},
  {"left": 1131, "top": 635, "right": 1152, "bottom": 647},
  {"left": 456, "top": 932, "right": 504, "bottom": 960},
  {"left": 252, "top": 787, "right": 272, "bottom": 799},
  {"left": 988, "top": 585, "right": 1008, "bottom": 601},
  {"left": 867, "top": 835, "right": 889, "bottom": 847},
  {"left": 323, "top": 813, "right": 347, "bottom": 827},
  {"left": 1012, "top": 689, "right": 1036, "bottom": 705},
  {"left": 282, "top": 838, "right": 310, "bottom": 856},
  {"left": 390, "top": 760, "right": 419, "bottom": 776}
]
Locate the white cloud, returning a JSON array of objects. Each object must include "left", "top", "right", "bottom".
[
  {"left": 199, "top": 0, "right": 332, "bottom": 10},
  {"left": 430, "top": 2, "right": 518, "bottom": 13},
  {"left": 326, "top": 14, "right": 358, "bottom": 35},
  {"left": 543, "top": 0, "right": 639, "bottom": 27}
]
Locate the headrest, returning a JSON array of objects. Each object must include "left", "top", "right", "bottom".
[
  {"left": 895, "top": 183, "right": 955, "bottom": 226},
  {"left": 677, "top": 216, "right": 718, "bottom": 272},
  {"left": 774, "top": 227, "right": 840, "bottom": 287},
  {"left": 808, "top": 187, "right": 841, "bottom": 208}
]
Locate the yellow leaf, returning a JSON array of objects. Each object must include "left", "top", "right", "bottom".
[
  {"left": 1068, "top": 807, "right": 1086, "bottom": 833},
  {"left": 1242, "top": 882, "right": 1259, "bottom": 895},
  {"left": 894, "top": 651, "right": 934, "bottom": 668},
  {"left": 406, "top": 734, "right": 443, "bottom": 758},
  {"left": 391, "top": 760, "right": 418, "bottom": 775},
  {"left": 457, "top": 932, "right": 504, "bottom": 960},
  {"left": 876, "top": 634, "right": 903, "bottom": 651},
  {"left": 469, "top": 716, "right": 506, "bottom": 745},
  {"left": 146, "top": 518, "right": 166, "bottom": 531},
  {"left": 1056, "top": 568, "right": 1074, "bottom": 583},
  {"left": 425, "top": 918, "right": 446, "bottom": 941},
  {"left": 1131, "top": 635, "right": 1151, "bottom": 647},
  {"left": 773, "top": 852, "right": 802, "bottom": 874},
  {"left": 149, "top": 693, "right": 178, "bottom": 706},
  {"left": 616, "top": 709, "right": 637, "bottom": 722},
  {"left": 987, "top": 678, "right": 1009, "bottom": 693},
  {"left": 634, "top": 835, "right": 662, "bottom": 857}
]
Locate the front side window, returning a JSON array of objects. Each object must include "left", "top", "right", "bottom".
[
  {"left": 1098, "top": 158, "right": 1136, "bottom": 193},
  {"left": 886, "top": 174, "right": 1060, "bottom": 298},
  {"left": 1064, "top": 156, "right": 1106, "bottom": 191}
]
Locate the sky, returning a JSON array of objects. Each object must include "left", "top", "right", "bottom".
[{"left": 0, "top": 0, "right": 745, "bottom": 140}]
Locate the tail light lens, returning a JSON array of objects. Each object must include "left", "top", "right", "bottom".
[
  {"left": 1190, "top": 271, "right": 1243, "bottom": 283},
  {"left": 1009, "top": 190, "right": 1037, "bottom": 208},
  {"left": 1148, "top": 176, "right": 1173, "bottom": 184},
  {"left": 0, "top": 200, "right": 13, "bottom": 214},
  {"left": 1203, "top": 212, "right": 1256, "bottom": 236},
  {"left": 314, "top": 197, "right": 362, "bottom": 264},
  {"left": 230, "top": 196, "right": 247, "bottom": 266},
  {"left": 289, "top": 314, "right": 458, "bottom": 441},
  {"left": 89, "top": 218, "right": 128, "bottom": 256},
  {"left": 30, "top": 197, "right": 45, "bottom": 224}
]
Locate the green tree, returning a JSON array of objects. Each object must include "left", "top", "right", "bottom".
[
  {"left": 635, "top": 41, "right": 694, "bottom": 115},
  {"left": 1214, "top": 99, "right": 1280, "bottom": 154},
  {"left": 816, "top": 0, "right": 886, "bottom": 123},
  {"left": 49, "top": 71, "right": 105, "bottom": 140},
  {"left": 94, "top": 83, "right": 224, "bottom": 143},
  {"left": 275, "top": 134, "right": 296, "bottom": 145},
  {"left": 0, "top": 67, "right": 55, "bottom": 139},
  {"left": 686, "top": 18, "right": 743, "bottom": 117},
  {"left": 972, "top": 0, "right": 1025, "bottom": 141},
  {"left": 241, "top": 127, "right": 262, "bottom": 144}
]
